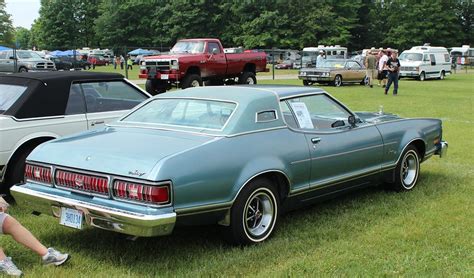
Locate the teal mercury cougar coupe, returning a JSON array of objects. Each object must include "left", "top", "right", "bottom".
[{"left": 11, "top": 86, "right": 448, "bottom": 245}]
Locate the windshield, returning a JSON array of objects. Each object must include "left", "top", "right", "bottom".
[
  {"left": 170, "top": 41, "right": 205, "bottom": 54},
  {"left": 0, "top": 84, "right": 28, "bottom": 114},
  {"left": 16, "top": 51, "right": 42, "bottom": 59},
  {"left": 122, "top": 98, "right": 236, "bottom": 130},
  {"left": 399, "top": 53, "right": 422, "bottom": 61},
  {"left": 317, "top": 60, "right": 345, "bottom": 68}
]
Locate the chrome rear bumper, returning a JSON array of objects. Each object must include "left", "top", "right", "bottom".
[
  {"left": 435, "top": 141, "right": 448, "bottom": 158},
  {"left": 11, "top": 185, "right": 176, "bottom": 237}
]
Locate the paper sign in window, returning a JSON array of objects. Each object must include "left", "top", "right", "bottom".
[{"left": 290, "top": 102, "right": 314, "bottom": 129}]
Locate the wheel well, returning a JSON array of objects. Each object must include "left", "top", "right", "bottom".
[
  {"left": 6, "top": 137, "right": 55, "bottom": 174},
  {"left": 246, "top": 171, "right": 290, "bottom": 203},
  {"left": 242, "top": 63, "right": 256, "bottom": 73},
  {"left": 410, "top": 139, "right": 426, "bottom": 160},
  {"left": 186, "top": 66, "right": 200, "bottom": 76}
]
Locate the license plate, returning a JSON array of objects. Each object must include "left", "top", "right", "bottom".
[
  {"left": 310, "top": 77, "right": 319, "bottom": 81},
  {"left": 59, "top": 207, "right": 83, "bottom": 230},
  {"left": 161, "top": 74, "right": 169, "bottom": 80}
]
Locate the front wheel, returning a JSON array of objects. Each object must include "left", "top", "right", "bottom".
[
  {"left": 18, "top": 67, "right": 28, "bottom": 73},
  {"left": 333, "top": 75, "right": 342, "bottom": 87},
  {"left": 419, "top": 72, "right": 425, "bottom": 81},
  {"left": 181, "top": 74, "right": 202, "bottom": 89},
  {"left": 145, "top": 79, "right": 167, "bottom": 95},
  {"left": 227, "top": 178, "right": 279, "bottom": 245},
  {"left": 303, "top": 80, "right": 312, "bottom": 86},
  {"left": 239, "top": 71, "right": 257, "bottom": 84},
  {"left": 439, "top": 70, "right": 445, "bottom": 80},
  {"left": 390, "top": 146, "right": 420, "bottom": 192}
]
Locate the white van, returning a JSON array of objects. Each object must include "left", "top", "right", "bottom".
[{"left": 399, "top": 46, "right": 451, "bottom": 81}]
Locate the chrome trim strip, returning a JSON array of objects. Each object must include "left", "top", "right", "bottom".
[
  {"left": 290, "top": 158, "right": 312, "bottom": 165},
  {"left": 310, "top": 144, "right": 384, "bottom": 161},
  {"left": 290, "top": 166, "right": 381, "bottom": 196},
  {"left": 175, "top": 202, "right": 232, "bottom": 216},
  {"left": 225, "top": 126, "right": 287, "bottom": 138},
  {"left": 107, "top": 123, "right": 221, "bottom": 137}
]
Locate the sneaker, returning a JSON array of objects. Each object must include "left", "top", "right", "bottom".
[
  {"left": 42, "top": 248, "right": 70, "bottom": 266},
  {"left": 0, "top": 257, "right": 23, "bottom": 276},
  {"left": 370, "top": 85, "right": 373, "bottom": 88}
]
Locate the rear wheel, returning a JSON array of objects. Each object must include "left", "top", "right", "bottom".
[
  {"left": 439, "top": 70, "right": 445, "bottom": 80},
  {"left": 181, "top": 74, "right": 202, "bottom": 89},
  {"left": 333, "top": 75, "right": 342, "bottom": 87},
  {"left": 238, "top": 71, "right": 257, "bottom": 84},
  {"left": 303, "top": 80, "right": 312, "bottom": 86},
  {"left": 227, "top": 177, "right": 279, "bottom": 245}
]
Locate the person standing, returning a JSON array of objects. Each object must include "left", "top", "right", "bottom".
[
  {"left": 127, "top": 56, "right": 133, "bottom": 70},
  {"left": 0, "top": 197, "right": 69, "bottom": 276},
  {"left": 364, "top": 49, "right": 377, "bottom": 88},
  {"left": 377, "top": 50, "right": 389, "bottom": 88},
  {"left": 316, "top": 50, "right": 325, "bottom": 67},
  {"left": 385, "top": 52, "right": 401, "bottom": 95},
  {"left": 120, "top": 55, "right": 125, "bottom": 70}
]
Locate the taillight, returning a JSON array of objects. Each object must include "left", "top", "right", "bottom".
[
  {"left": 55, "top": 169, "right": 109, "bottom": 196},
  {"left": 113, "top": 180, "right": 170, "bottom": 205},
  {"left": 25, "top": 164, "right": 52, "bottom": 185}
]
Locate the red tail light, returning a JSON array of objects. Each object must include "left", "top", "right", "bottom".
[
  {"left": 25, "top": 164, "right": 52, "bottom": 184},
  {"left": 113, "top": 180, "right": 170, "bottom": 205},
  {"left": 55, "top": 169, "right": 109, "bottom": 196}
]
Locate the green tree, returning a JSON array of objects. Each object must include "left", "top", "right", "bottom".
[
  {"left": 14, "top": 27, "right": 30, "bottom": 49},
  {"left": 456, "top": 0, "right": 473, "bottom": 45},
  {"left": 0, "top": 0, "right": 14, "bottom": 46}
]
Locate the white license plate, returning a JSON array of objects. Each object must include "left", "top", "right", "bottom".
[
  {"left": 161, "top": 74, "right": 169, "bottom": 80},
  {"left": 59, "top": 207, "right": 83, "bottom": 230}
]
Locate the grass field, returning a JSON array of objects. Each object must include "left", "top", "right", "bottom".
[{"left": 2, "top": 73, "right": 473, "bottom": 277}]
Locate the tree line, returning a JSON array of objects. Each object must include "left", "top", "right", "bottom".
[{"left": 1, "top": 0, "right": 472, "bottom": 52}]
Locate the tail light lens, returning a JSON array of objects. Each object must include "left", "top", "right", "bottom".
[
  {"left": 55, "top": 169, "right": 109, "bottom": 196},
  {"left": 113, "top": 180, "right": 170, "bottom": 205},
  {"left": 25, "top": 164, "right": 52, "bottom": 185}
]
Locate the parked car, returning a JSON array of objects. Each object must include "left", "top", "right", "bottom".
[
  {"left": 0, "top": 72, "right": 151, "bottom": 190},
  {"left": 275, "top": 60, "right": 293, "bottom": 69},
  {"left": 50, "top": 57, "right": 73, "bottom": 71},
  {"left": 0, "top": 50, "right": 56, "bottom": 72},
  {"left": 299, "top": 59, "right": 367, "bottom": 87},
  {"left": 140, "top": 38, "right": 268, "bottom": 95},
  {"left": 399, "top": 46, "right": 451, "bottom": 81},
  {"left": 11, "top": 86, "right": 448, "bottom": 245},
  {"left": 87, "top": 54, "right": 108, "bottom": 66}
]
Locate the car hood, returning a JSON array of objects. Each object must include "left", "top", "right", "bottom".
[
  {"left": 27, "top": 127, "right": 217, "bottom": 180},
  {"left": 355, "top": 112, "right": 403, "bottom": 123},
  {"left": 20, "top": 58, "right": 51, "bottom": 63},
  {"left": 144, "top": 53, "right": 202, "bottom": 60},
  {"left": 399, "top": 60, "right": 422, "bottom": 67},
  {"left": 300, "top": 67, "right": 333, "bottom": 72}
]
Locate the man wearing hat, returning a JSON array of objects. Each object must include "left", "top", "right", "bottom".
[
  {"left": 316, "top": 50, "right": 325, "bottom": 67},
  {"left": 364, "top": 47, "right": 377, "bottom": 88}
]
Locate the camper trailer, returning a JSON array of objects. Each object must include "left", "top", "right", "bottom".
[
  {"left": 450, "top": 45, "right": 474, "bottom": 66},
  {"left": 302, "top": 45, "right": 348, "bottom": 67}
]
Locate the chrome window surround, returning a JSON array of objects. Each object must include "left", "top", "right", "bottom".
[{"left": 25, "top": 161, "right": 173, "bottom": 209}]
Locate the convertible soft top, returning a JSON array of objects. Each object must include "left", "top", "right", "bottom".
[{"left": 0, "top": 72, "right": 124, "bottom": 119}]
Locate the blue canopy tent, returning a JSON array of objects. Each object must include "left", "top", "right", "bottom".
[
  {"left": 49, "top": 50, "right": 65, "bottom": 56},
  {"left": 0, "top": 46, "right": 11, "bottom": 51},
  {"left": 128, "top": 48, "right": 156, "bottom": 56}
]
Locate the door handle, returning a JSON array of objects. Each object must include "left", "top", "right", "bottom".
[
  {"left": 311, "top": 137, "right": 321, "bottom": 144},
  {"left": 91, "top": 120, "right": 105, "bottom": 126}
]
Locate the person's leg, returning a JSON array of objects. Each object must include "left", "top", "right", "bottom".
[
  {"left": 0, "top": 248, "right": 6, "bottom": 260},
  {"left": 385, "top": 74, "right": 393, "bottom": 94},
  {"left": 2, "top": 215, "right": 47, "bottom": 257},
  {"left": 393, "top": 74, "right": 399, "bottom": 95}
]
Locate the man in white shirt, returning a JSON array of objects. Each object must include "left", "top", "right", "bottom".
[
  {"left": 316, "top": 50, "right": 325, "bottom": 67},
  {"left": 378, "top": 50, "right": 389, "bottom": 87}
]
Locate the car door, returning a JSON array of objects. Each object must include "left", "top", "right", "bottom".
[
  {"left": 281, "top": 94, "right": 384, "bottom": 196},
  {"left": 78, "top": 80, "right": 149, "bottom": 129},
  {"left": 203, "top": 41, "right": 227, "bottom": 78},
  {"left": 0, "top": 51, "right": 7, "bottom": 72}
]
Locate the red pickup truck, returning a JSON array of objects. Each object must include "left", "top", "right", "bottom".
[{"left": 139, "top": 38, "right": 268, "bottom": 94}]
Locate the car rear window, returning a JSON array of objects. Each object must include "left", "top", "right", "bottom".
[
  {"left": 122, "top": 98, "right": 236, "bottom": 130},
  {"left": 0, "top": 84, "right": 27, "bottom": 114}
]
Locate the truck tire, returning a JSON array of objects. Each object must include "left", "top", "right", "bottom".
[
  {"left": 181, "top": 74, "right": 202, "bottom": 89},
  {"left": 239, "top": 72, "right": 257, "bottom": 84},
  {"left": 145, "top": 79, "right": 167, "bottom": 95},
  {"left": 19, "top": 67, "right": 28, "bottom": 73}
]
